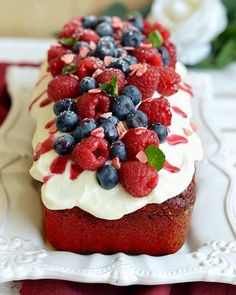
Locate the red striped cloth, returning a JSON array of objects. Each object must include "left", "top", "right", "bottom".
[{"left": 1, "top": 63, "right": 236, "bottom": 295}]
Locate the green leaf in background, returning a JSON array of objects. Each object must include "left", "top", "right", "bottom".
[
  {"left": 216, "top": 39, "right": 236, "bottom": 67},
  {"left": 61, "top": 63, "right": 78, "bottom": 74},
  {"left": 58, "top": 38, "right": 76, "bottom": 46},
  {"left": 99, "top": 76, "right": 118, "bottom": 97},
  {"left": 147, "top": 31, "right": 163, "bottom": 48},
  {"left": 101, "top": 3, "right": 129, "bottom": 18},
  {"left": 145, "top": 145, "right": 165, "bottom": 171}
]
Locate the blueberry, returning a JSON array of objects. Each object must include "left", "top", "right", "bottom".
[
  {"left": 158, "top": 47, "right": 170, "bottom": 67},
  {"left": 109, "top": 59, "right": 130, "bottom": 76},
  {"left": 97, "top": 15, "right": 112, "bottom": 25},
  {"left": 56, "top": 110, "right": 79, "bottom": 132},
  {"left": 121, "top": 85, "right": 142, "bottom": 105},
  {"left": 148, "top": 123, "right": 168, "bottom": 143},
  {"left": 72, "top": 41, "right": 89, "bottom": 54},
  {"left": 124, "top": 55, "right": 138, "bottom": 65},
  {"left": 101, "top": 122, "right": 118, "bottom": 143},
  {"left": 53, "top": 134, "right": 75, "bottom": 155},
  {"left": 73, "top": 118, "right": 97, "bottom": 142},
  {"left": 111, "top": 95, "right": 135, "bottom": 120},
  {"left": 53, "top": 99, "right": 76, "bottom": 116},
  {"left": 100, "top": 36, "right": 115, "bottom": 44},
  {"left": 121, "top": 29, "right": 143, "bottom": 48},
  {"left": 79, "top": 77, "right": 97, "bottom": 94},
  {"left": 96, "top": 165, "right": 118, "bottom": 189},
  {"left": 95, "top": 22, "right": 113, "bottom": 37},
  {"left": 110, "top": 140, "right": 127, "bottom": 161},
  {"left": 95, "top": 40, "right": 115, "bottom": 59},
  {"left": 114, "top": 48, "right": 127, "bottom": 58},
  {"left": 128, "top": 15, "right": 144, "bottom": 31},
  {"left": 126, "top": 110, "right": 148, "bottom": 128},
  {"left": 99, "top": 115, "right": 119, "bottom": 126},
  {"left": 82, "top": 15, "right": 98, "bottom": 29}
]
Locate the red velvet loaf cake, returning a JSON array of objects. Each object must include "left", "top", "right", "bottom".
[{"left": 29, "top": 14, "right": 203, "bottom": 255}]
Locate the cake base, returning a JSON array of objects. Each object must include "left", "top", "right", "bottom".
[{"left": 44, "top": 179, "right": 196, "bottom": 255}]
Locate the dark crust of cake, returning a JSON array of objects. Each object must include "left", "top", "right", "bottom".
[{"left": 44, "top": 179, "right": 196, "bottom": 255}]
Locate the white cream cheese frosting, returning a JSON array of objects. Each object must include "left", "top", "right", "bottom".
[{"left": 30, "top": 62, "right": 203, "bottom": 220}]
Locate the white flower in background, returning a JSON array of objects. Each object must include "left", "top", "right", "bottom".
[{"left": 149, "top": 0, "right": 228, "bottom": 65}]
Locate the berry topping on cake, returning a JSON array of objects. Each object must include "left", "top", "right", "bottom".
[
  {"left": 127, "top": 65, "right": 160, "bottom": 100},
  {"left": 96, "top": 165, "right": 118, "bottom": 189},
  {"left": 41, "top": 14, "right": 186, "bottom": 197},
  {"left": 118, "top": 161, "right": 158, "bottom": 197},
  {"left": 79, "top": 77, "right": 97, "bottom": 94},
  {"left": 139, "top": 97, "right": 172, "bottom": 126},
  {"left": 110, "top": 140, "right": 127, "bottom": 161},
  {"left": 53, "top": 134, "right": 75, "bottom": 155},
  {"left": 71, "top": 136, "right": 108, "bottom": 170},
  {"left": 123, "top": 129, "right": 159, "bottom": 160},
  {"left": 148, "top": 123, "right": 168, "bottom": 144},
  {"left": 76, "top": 92, "right": 110, "bottom": 120},
  {"left": 111, "top": 95, "right": 135, "bottom": 120},
  {"left": 48, "top": 74, "right": 80, "bottom": 101},
  {"left": 73, "top": 118, "right": 97, "bottom": 142},
  {"left": 53, "top": 98, "right": 76, "bottom": 116},
  {"left": 56, "top": 110, "right": 79, "bottom": 132},
  {"left": 96, "top": 68, "right": 126, "bottom": 93},
  {"left": 157, "top": 67, "right": 181, "bottom": 96}
]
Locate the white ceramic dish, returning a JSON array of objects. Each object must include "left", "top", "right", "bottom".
[{"left": 0, "top": 65, "right": 236, "bottom": 286}]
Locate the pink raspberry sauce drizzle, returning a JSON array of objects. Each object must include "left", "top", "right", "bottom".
[
  {"left": 178, "top": 83, "right": 193, "bottom": 97},
  {"left": 33, "top": 134, "right": 55, "bottom": 161},
  {"left": 163, "top": 160, "right": 180, "bottom": 173},
  {"left": 172, "top": 106, "right": 187, "bottom": 118},
  {"left": 29, "top": 89, "right": 47, "bottom": 111},
  {"left": 35, "top": 72, "right": 50, "bottom": 87},
  {"left": 45, "top": 118, "right": 56, "bottom": 129},
  {"left": 39, "top": 97, "right": 52, "bottom": 108},
  {"left": 166, "top": 134, "right": 188, "bottom": 145}
]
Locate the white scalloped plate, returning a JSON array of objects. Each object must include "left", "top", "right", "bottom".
[{"left": 0, "top": 64, "right": 236, "bottom": 286}]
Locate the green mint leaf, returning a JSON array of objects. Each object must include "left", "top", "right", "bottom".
[
  {"left": 61, "top": 63, "right": 78, "bottom": 74},
  {"left": 99, "top": 76, "right": 118, "bottom": 97},
  {"left": 148, "top": 31, "right": 163, "bottom": 48},
  {"left": 58, "top": 38, "right": 76, "bottom": 46},
  {"left": 145, "top": 144, "right": 165, "bottom": 171}
]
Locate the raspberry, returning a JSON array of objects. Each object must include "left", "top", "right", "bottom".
[
  {"left": 142, "top": 20, "right": 154, "bottom": 37},
  {"left": 132, "top": 47, "right": 163, "bottom": 67},
  {"left": 80, "top": 29, "right": 100, "bottom": 43},
  {"left": 127, "top": 65, "right": 160, "bottom": 100},
  {"left": 48, "top": 56, "right": 66, "bottom": 77},
  {"left": 123, "top": 129, "right": 159, "bottom": 160},
  {"left": 157, "top": 67, "right": 181, "bottom": 96},
  {"left": 153, "top": 22, "right": 170, "bottom": 42},
  {"left": 139, "top": 97, "right": 172, "bottom": 126},
  {"left": 163, "top": 41, "right": 177, "bottom": 68},
  {"left": 71, "top": 137, "right": 109, "bottom": 170},
  {"left": 77, "top": 57, "right": 104, "bottom": 80},
  {"left": 76, "top": 92, "right": 110, "bottom": 120},
  {"left": 118, "top": 161, "right": 158, "bottom": 197},
  {"left": 48, "top": 74, "right": 80, "bottom": 102},
  {"left": 47, "top": 45, "right": 70, "bottom": 62},
  {"left": 58, "top": 21, "right": 83, "bottom": 39},
  {"left": 96, "top": 69, "right": 126, "bottom": 93}
]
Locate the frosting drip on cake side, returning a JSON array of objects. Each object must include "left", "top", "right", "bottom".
[{"left": 29, "top": 62, "right": 203, "bottom": 220}]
